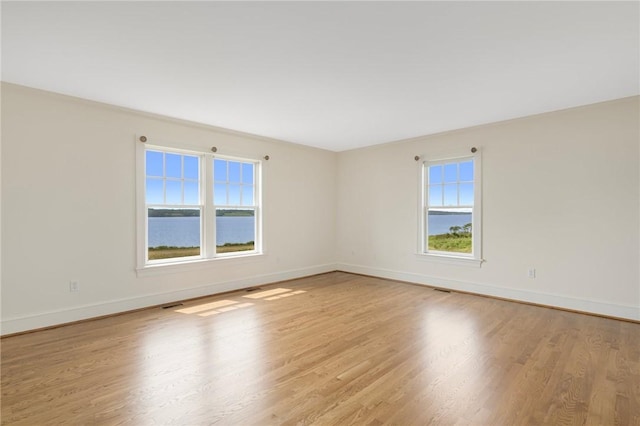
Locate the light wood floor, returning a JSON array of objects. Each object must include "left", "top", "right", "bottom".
[{"left": 2, "top": 272, "right": 639, "bottom": 425}]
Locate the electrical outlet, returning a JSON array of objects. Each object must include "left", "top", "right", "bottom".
[
  {"left": 69, "top": 281, "right": 79, "bottom": 292},
  {"left": 527, "top": 268, "right": 536, "bottom": 279}
]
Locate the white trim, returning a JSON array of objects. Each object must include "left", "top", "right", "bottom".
[
  {"left": 138, "top": 249, "right": 265, "bottom": 275},
  {"left": 212, "top": 156, "right": 261, "bottom": 256},
  {"left": 419, "top": 149, "right": 482, "bottom": 261},
  {"left": 204, "top": 152, "right": 215, "bottom": 258},
  {"left": 414, "top": 252, "right": 483, "bottom": 268},
  {"left": 136, "top": 139, "right": 147, "bottom": 269},
  {"left": 137, "top": 137, "right": 264, "bottom": 269},
  {"left": 472, "top": 151, "right": 482, "bottom": 257},
  {"left": 336, "top": 263, "right": 640, "bottom": 321},
  {"left": 0, "top": 263, "right": 338, "bottom": 336},
  {"left": 3, "top": 263, "right": 637, "bottom": 335},
  {"left": 417, "top": 160, "right": 426, "bottom": 253}
]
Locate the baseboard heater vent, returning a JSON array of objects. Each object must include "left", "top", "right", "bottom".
[
  {"left": 245, "top": 287, "right": 262, "bottom": 292},
  {"left": 433, "top": 288, "right": 452, "bottom": 293},
  {"left": 161, "top": 303, "right": 183, "bottom": 309}
]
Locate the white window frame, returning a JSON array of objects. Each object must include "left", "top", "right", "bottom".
[
  {"left": 144, "top": 147, "right": 204, "bottom": 264},
  {"left": 136, "top": 137, "right": 263, "bottom": 274},
  {"left": 417, "top": 150, "right": 483, "bottom": 267},
  {"left": 211, "top": 156, "right": 262, "bottom": 258}
]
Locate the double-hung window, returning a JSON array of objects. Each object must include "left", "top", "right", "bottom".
[
  {"left": 420, "top": 151, "right": 482, "bottom": 263},
  {"left": 145, "top": 150, "right": 202, "bottom": 261},
  {"left": 213, "top": 158, "right": 258, "bottom": 255},
  {"left": 137, "top": 139, "right": 262, "bottom": 269}
]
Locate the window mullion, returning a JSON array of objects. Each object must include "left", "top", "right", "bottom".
[
  {"left": 180, "top": 155, "right": 185, "bottom": 205},
  {"left": 239, "top": 166, "right": 243, "bottom": 206},
  {"left": 162, "top": 153, "right": 167, "bottom": 204},
  {"left": 204, "top": 155, "right": 215, "bottom": 259}
]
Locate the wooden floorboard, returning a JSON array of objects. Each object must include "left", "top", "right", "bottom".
[{"left": 1, "top": 272, "right": 639, "bottom": 425}]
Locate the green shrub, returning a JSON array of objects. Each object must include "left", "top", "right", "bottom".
[{"left": 428, "top": 233, "right": 472, "bottom": 253}]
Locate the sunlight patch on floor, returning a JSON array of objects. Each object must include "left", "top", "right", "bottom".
[
  {"left": 174, "top": 287, "right": 307, "bottom": 317},
  {"left": 197, "top": 302, "right": 254, "bottom": 317},
  {"left": 265, "top": 290, "right": 306, "bottom": 300},
  {"left": 243, "top": 288, "right": 293, "bottom": 299},
  {"left": 175, "top": 299, "right": 238, "bottom": 314}
]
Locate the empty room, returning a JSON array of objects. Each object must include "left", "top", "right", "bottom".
[{"left": 1, "top": 1, "right": 639, "bottom": 425}]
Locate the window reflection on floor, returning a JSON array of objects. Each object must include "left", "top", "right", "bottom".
[
  {"left": 175, "top": 299, "right": 242, "bottom": 314},
  {"left": 418, "top": 306, "right": 487, "bottom": 413},
  {"left": 242, "top": 288, "right": 306, "bottom": 300},
  {"left": 126, "top": 286, "right": 312, "bottom": 412},
  {"left": 138, "top": 304, "right": 266, "bottom": 422},
  {"left": 173, "top": 288, "right": 307, "bottom": 318}
]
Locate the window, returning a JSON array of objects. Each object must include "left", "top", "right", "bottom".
[
  {"left": 420, "top": 152, "right": 481, "bottom": 262},
  {"left": 213, "top": 158, "right": 257, "bottom": 255},
  {"left": 146, "top": 150, "right": 202, "bottom": 261},
  {"left": 138, "top": 140, "right": 262, "bottom": 268}
]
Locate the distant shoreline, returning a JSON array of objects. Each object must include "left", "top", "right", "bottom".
[{"left": 148, "top": 208, "right": 254, "bottom": 217}]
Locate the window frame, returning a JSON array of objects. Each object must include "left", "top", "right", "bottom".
[
  {"left": 211, "top": 157, "right": 261, "bottom": 258},
  {"left": 417, "top": 150, "right": 483, "bottom": 266},
  {"left": 136, "top": 137, "right": 263, "bottom": 273},
  {"left": 144, "top": 149, "right": 204, "bottom": 265}
]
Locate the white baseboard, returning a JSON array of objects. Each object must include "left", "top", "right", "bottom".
[
  {"left": 0, "top": 263, "right": 337, "bottom": 335},
  {"left": 337, "top": 263, "right": 640, "bottom": 321},
  {"left": 3, "top": 262, "right": 636, "bottom": 335}
]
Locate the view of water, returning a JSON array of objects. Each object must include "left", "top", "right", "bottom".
[
  {"left": 428, "top": 212, "right": 472, "bottom": 236},
  {"left": 149, "top": 213, "right": 469, "bottom": 247},
  {"left": 148, "top": 216, "right": 255, "bottom": 247}
]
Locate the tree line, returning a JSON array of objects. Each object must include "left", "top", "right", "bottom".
[
  {"left": 148, "top": 209, "right": 254, "bottom": 217},
  {"left": 448, "top": 223, "right": 472, "bottom": 236}
]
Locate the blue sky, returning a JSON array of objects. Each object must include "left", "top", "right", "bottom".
[
  {"left": 146, "top": 151, "right": 254, "bottom": 207},
  {"left": 428, "top": 160, "right": 474, "bottom": 209},
  {"left": 213, "top": 159, "right": 254, "bottom": 206}
]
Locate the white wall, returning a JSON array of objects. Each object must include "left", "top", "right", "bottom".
[
  {"left": 2, "top": 84, "right": 638, "bottom": 335},
  {"left": 336, "top": 97, "right": 640, "bottom": 320},
  {"left": 1, "top": 83, "right": 337, "bottom": 334}
]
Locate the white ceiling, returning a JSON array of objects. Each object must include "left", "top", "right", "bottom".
[{"left": 2, "top": 2, "right": 638, "bottom": 152}]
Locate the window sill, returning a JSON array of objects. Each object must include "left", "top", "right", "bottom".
[
  {"left": 415, "top": 252, "right": 484, "bottom": 268},
  {"left": 136, "top": 252, "right": 265, "bottom": 277}
]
